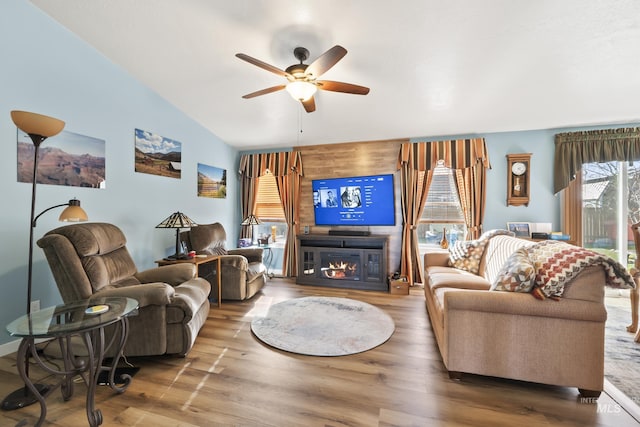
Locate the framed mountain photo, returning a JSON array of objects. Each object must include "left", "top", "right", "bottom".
[
  {"left": 197, "top": 163, "right": 226, "bottom": 198},
  {"left": 134, "top": 128, "right": 182, "bottom": 179}
]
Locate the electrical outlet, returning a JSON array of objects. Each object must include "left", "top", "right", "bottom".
[{"left": 30, "top": 300, "right": 40, "bottom": 312}]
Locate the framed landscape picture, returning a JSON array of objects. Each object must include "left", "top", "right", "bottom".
[
  {"left": 507, "top": 222, "right": 531, "bottom": 238},
  {"left": 134, "top": 128, "right": 182, "bottom": 179},
  {"left": 197, "top": 163, "right": 226, "bottom": 198},
  {"left": 17, "top": 129, "right": 105, "bottom": 188}
]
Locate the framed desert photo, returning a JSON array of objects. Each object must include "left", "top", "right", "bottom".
[
  {"left": 197, "top": 163, "right": 227, "bottom": 198},
  {"left": 507, "top": 222, "right": 531, "bottom": 238},
  {"left": 17, "top": 129, "right": 105, "bottom": 188},
  {"left": 134, "top": 128, "right": 182, "bottom": 179}
]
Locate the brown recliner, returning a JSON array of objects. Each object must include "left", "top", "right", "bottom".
[
  {"left": 181, "top": 222, "right": 266, "bottom": 301},
  {"left": 37, "top": 222, "right": 211, "bottom": 357}
]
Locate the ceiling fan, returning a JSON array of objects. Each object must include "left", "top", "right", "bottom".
[{"left": 236, "top": 45, "right": 370, "bottom": 113}]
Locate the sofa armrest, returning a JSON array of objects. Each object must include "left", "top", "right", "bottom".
[
  {"left": 424, "top": 249, "right": 450, "bottom": 267},
  {"left": 135, "top": 263, "right": 196, "bottom": 286},
  {"left": 228, "top": 248, "right": 263, "bottom": 263},
  {"left": 91, "top": 282, "right": 175, "bottom": 307},
  {"left": 444, "top": 289, "right": 607, "bottom": 322}
]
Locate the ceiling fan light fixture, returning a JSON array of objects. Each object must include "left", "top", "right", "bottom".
[{"left": 286, "top": 81, "right": 317, "bottom": 101}]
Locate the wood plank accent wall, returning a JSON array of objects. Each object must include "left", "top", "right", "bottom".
[{"left": 295, "top": 138, "right": 409, "bottom": 276}]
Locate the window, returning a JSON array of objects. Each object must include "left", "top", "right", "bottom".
[
  {"left": 581, "top": 161, "right": 640, "bottom": 269},
  {"left": 254, "top": 171, "right": 285, "bottom": 222},
  {"left": 417, "top": 164, "right": 466, "bottom": 247},
  {"left": 252, "top": 172, "right": 287, "bottom": 275}
]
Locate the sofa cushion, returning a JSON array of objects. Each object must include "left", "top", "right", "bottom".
[
  {"left": 490, "top": 248, "right": 536, "bottom": 293},
  {"left": 426, "top": 267, "right": 491, "bottom": 291}
]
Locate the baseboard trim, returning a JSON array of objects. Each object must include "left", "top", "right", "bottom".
[
  {"left": 0, "top": 338, "right": 50, "bottom": 358},
  {"left": 0, "top": 339, "right": 21, "bottom": 357},
  {"left": 604, "top": 378, "right": 640, "bottom": 422}
]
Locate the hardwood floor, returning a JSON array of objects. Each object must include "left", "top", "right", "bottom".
[{"left": 1, "top": 278, "right": 638, "bottom": 426}]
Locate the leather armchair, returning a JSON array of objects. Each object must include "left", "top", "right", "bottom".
[
  {"left": 181, "top": 222, "right": 266, "bottom": 301},
  {"left": 37, "top": 222, "right": 211, "bottom": 357}
]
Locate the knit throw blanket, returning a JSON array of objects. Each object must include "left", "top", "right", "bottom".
[{"left": 527, "top": 241, "right": 635, "bottom": 300}]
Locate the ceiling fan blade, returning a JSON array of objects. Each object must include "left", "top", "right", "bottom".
[
  {"left": 305, "top": 45, "right": 347, "bottom": 78},
  {"left": 302, "top": 97, "right": 316, "bottom": 113},
  {"left": 317, "top": 80, "right": 370, "bottom": 95},
  {"left": 236, "top": 53, "right": 293, "bottom": 79},
  {"left": 242, "top": 85, "right": 286, "bottom": 99}
]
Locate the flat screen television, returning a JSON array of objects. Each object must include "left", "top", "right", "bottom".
[{"left": 312, "top": 173, "right": 395, "bottom": 226}]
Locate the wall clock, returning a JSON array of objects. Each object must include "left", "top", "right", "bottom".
[{"left": 506, "top": 153, "right": 531, "bottom": 206}]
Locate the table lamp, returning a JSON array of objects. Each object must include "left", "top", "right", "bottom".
[{"left": 156, "top": 211, "right": 197, "bottom": 260}]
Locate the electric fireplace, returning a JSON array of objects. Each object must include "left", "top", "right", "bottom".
[{"left": 297, "top": 234, "right": 388, "bottom": 291}]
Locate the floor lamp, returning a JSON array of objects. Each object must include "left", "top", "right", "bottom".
[{"left": 1, "top": 111, "right": 89, "bottom": 411}]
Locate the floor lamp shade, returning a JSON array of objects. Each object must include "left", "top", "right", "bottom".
[{"left": 11, "top": 110, "right": 65, "bottom": 140}]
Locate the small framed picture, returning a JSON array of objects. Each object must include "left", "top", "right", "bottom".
[{"left": 507, "top": 222, "right": 531, "bottom": 238}]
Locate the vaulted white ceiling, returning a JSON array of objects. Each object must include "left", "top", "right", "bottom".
[{"left": 30, "top": 0, "right": 640, "bottom": 149}]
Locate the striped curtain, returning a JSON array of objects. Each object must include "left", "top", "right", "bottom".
[
  {"left": 399, "top": 166, "right": 432, "bottom": 284},
  {"left": 239, "top": 151, "right": 304, "bottom": 276},
  {"left": 397, "top": 138, "right": 490, "bottom": 171},
  {"left": 238, "top": 151, "right": 303, "bottom": 178},
  {"left": 397, "top": 139, "right": 490, "bottom": 283},
  {"left": 274, "top": 171, "right": 301, "bottom": 276},
  {"left": 454, "top": 165, "right": 486, "bottom": 240},
  {"left": 240, "top": 175, "right": 259, "bottom": 239}
]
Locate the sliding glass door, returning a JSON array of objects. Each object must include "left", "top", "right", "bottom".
[{"left": 581, "top": 161, "right": 640, "bottom": 269}]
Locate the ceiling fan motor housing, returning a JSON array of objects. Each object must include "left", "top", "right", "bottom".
[{"left": 293, "top": 47, "right": 310, "bottom": 62}]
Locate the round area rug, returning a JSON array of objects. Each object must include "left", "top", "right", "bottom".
[{"left": 251, "top": 296, "right": 395, "bottom": 356}]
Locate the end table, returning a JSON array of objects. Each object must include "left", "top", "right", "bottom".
[
  {"left": 156, "top": 255, "right": 223, "bottom": 307},
  {"left": 5, "top": 297, "right": 138, "bottom": 427}
]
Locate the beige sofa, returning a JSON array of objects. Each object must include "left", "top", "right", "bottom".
[{"left": 424, "top": 234, "right": 609, "bottom": 397}]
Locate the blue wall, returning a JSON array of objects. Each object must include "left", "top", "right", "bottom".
[{"left": 0, "top": 1, "right": 240, "bottom": 347}]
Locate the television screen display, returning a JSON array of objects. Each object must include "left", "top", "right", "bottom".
[{"left": 312, "top": 174, "right": 395, "bottom": 226}]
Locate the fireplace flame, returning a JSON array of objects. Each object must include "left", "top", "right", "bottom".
[{"left": 322, "top": 261, "right": 358, "bottom": 279}]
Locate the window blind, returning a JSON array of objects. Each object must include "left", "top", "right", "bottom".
[
  {"left": 254, "top": 172, "right": 286, "bottom": 221},
  {"left": 420, "top": 166, "right": 464, "bottom": 223}
]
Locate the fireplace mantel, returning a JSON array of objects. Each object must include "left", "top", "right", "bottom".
[{"left": 296, "top": 234, "right": 389, "bottom": 291}]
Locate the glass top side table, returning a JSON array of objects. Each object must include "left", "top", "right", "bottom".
[
  {"left": 5, "top": 297, "right": 138, "bottom": 427},
  {"left": 7, "top": 297, "right": 138, "bottom": 338}
]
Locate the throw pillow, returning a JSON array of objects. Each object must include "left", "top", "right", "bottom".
[
  {"left": 490, "top": 248, "right": 536, "bottom": 293},
  {"left": 448, "top": 229, "right": 515, "bottom": 275},
  {"left": 448, "top": 239, "right": 485, "bottom": 274}
]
